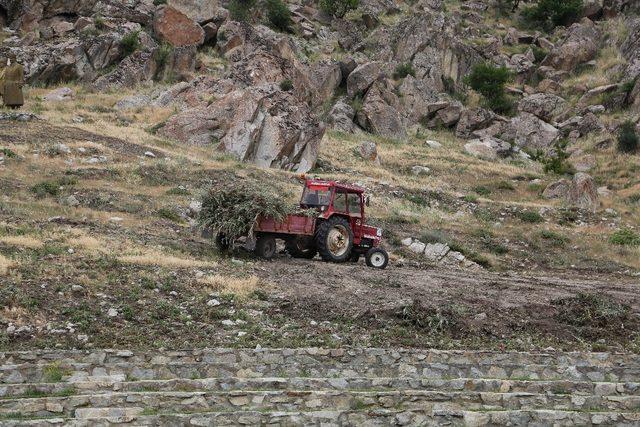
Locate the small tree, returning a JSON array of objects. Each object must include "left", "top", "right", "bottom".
[
  {"left": 319, "top": 0, "right": 359, "bottom": 18},
  {"left": 618, "top": 121, "right": 639, "bottom": 154},
  {"left": 266, "top": 0, "right": 292, "bottom": 31},
  {"left": 522, "top": 0, "right": 584, "bottom": 32},
  {"left": 463, "top": 63, "right": 514, "bottom": 115}
]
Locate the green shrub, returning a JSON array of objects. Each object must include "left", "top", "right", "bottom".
[
  {"left": 609, "top": 228, "right": 640, "bottom": 246},
  {"left": 522, "top": 0, "right": 584, "bottom": 32},
  {"left": 617, "top": 121, "right": 639, "bottom": 154},
  {"left": 157, "top": 208, "right": 181, "bottom": 222},
  {"left": 539, "top": 229, "right": 568, "bottom": 246},
  {"left": 266, "top": 0, "right": 292, "bottom": 31},
  {"left": 319, "top": 0, "right": 359, "bottom": 18},
  {"left": 279, "top": 79, "right": 293, "bottom": 91},
  {"left": 153, "top": 0, "right": 167, "bottom": 5},
  {"left": 229, "top": 0, "right": 256, "bottom": 21},
  {"left": 518, "top": 210, "right": 544, "bottom": 223},
  {"left": 543, "top": 139, "right": 575, "bottom": 175},
  {"left": 1, "top": 148, "right": 16, "bottom": 158},
  {"left": 120, "top": 30, "right": 141, "bottom": 57},
  {"left": 463, "top": 63, "right": 514, "bottom": 115},
  {"left": 531, "top": 46, "right": 548, "bottom": 63},
  {"left": 154, "top": 43, "right": 174, "bottom": 70},
  {"left": 94, "top": 15, "right": 106, "bottom": 30},
  {"left": 394, "top": 63, "right": 416, "bottom": 79},
  {"left": 30, "top": 177, "right": 77, "bottom": 198},
  {"left": 473, "top": 186, "right": 492, "bottom": 196}
]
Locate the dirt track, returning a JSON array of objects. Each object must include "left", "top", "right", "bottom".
[{"left": 258, "top": 256, "right": 640, "bottom": 348}]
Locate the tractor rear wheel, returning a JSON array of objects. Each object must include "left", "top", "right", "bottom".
[
  {"left": 365, "top": 247, "right": 389, "bottom": 269},
  {"left": 215, "top": 233, "right": 230, "bottom": 252},
  {"left": 255, "top": 234, "right": 276, "bottom": 260},
  {"left": 285, "top": 236, "right": 317, "bottom": 259},
  {"left": 315, "top": 217, "right": 354, "bottom": 263}
]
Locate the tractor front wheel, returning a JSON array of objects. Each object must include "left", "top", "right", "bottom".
[
  {"left": 365, "top": 248, "right": 389, "bottom": 269},
  {"left": 285, "top": 236, "right": 317, "bottom": 259},
  {"left": 315, "top": 217, "right": 354, "bottom": 263},
  {"left": 255, "top": 234, "right": 277, "bottom": 260}
]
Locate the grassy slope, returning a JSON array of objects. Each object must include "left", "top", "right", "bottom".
[{"left": 0, "top": 3, "right": 639, "bottom": 350}]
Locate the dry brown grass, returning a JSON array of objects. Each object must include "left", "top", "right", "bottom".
[
  {"left": 118, "top": 248, "right": 217, "bottom": 269},
  {"left": 0, "top": 235, "right": 44, "bottom": 249},
  {"left": 197, "top": 274, "right": 263, "bottom": 298},
  {"left": 0, "top": 254, "right": 14, "bottom": 275}
]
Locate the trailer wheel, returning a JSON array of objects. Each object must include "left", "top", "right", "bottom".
[
  {"left": 365, "top": 248, "right": 389, "bottom": 269},
  {"left": 285, "top": 236, "right": 317, "bottom": 259},
  {"left": 316, "top": 217, "right": 354, "bottom": 263},
  {"left": 215, "top": 233, "right": 230, "bottom": 252},
  {"left": 255, "top": 234, "right": 276, "bottom": 260}
]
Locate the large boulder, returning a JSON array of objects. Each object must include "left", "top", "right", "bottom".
[
  {"left": 508, "top": 113, "right": 559, "bottom": 152},
  {"left": 464, "top": 137, "right": 511, "bottom": 161},
  {"left": 455, "top": 108, "right": 496, "bottom": 139},
  {"left": 356, "top": 80, "right": 407, "bottom": 140},
  {"left": 541, "top": 19, "right": 600, "bottom": 72},
  {"left": 153, "top": 6, "right": 205, "bottom": 47},
  {"left": 631, "top": 78, "right": 640, "bottom": 112},
  {"left": 166, "top": 0, "right": 220, "bottom": 24},
  {"left": 518, "top": 93, "right": 567, "bottom": 122},
  {"left": 327, "top": 99, "right": 356, "bottom": 133},
  {"left": 567, "top": 173, "right": 598, "bottom": 212},
  {"left": 543, "top": 179, "right": 571, "bottom": 199},
  {"left": 93, "top": 50, "right": 157, "bottom": 90},
  {"left": 347, "top": 62, "right": 381, "bottom": 97},
  {"left": 159, "top": 85, "right": 325, "bottom": 173}
]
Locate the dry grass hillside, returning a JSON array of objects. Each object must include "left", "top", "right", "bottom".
[{"left": 1, "top": 81, "right": 639, "bottom": 353}]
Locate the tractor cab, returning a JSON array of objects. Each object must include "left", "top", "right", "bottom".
[{"left": 300, "top": 179, "right": 366, "bottom": 221}]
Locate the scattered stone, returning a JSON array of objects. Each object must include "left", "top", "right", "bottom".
[
  {"left": 425, "top": 140, "right": 442, "bottom": 149},
  {"left": 358, "top": 141, "right": 380, "bottom": 164},
  {"left": 411, "top": 165, "right": 430, "bottom": 175},
  {"left": 144, "top": 151, "right": 156, "bottom": 158},
  {"left": 60, "top": 195, "right": 80, "bottom": 207},
  {"left": 464, "top": 137, "right": 511, "bottom": 161},
  {"left": 207, "top": 299, "right": 221, "bottom": 307},
  {"left": 107, "top": 308, "right": 118, "bottom": 317},
  {"left": 115, "top": 95, "right": 152, "bottom": 111},
  {"left": 43, "top": 87, "right": 74, "bottom": 102},
  {"left": 543, "top": 179, "right": 571, "bottom": 199}
]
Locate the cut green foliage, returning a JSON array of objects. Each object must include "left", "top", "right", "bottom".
[
  {"left": 394, "top": 63, "right": 415, "bottom": 79},
  {"left": 120, "top": 30, "right": 141, "bottom": 57},
  {"left": 617, "top": 121, "right": 639, "bottom": 154},
  {"left": 199, "top": 182, "right": 293, "bottom": 241},
  {"left": 266, "top": 0, "right": 293, "bottom": 32},
  {"left": 609, "top": 228, "right": 640, "bottom": 246},
  {"left": 319, "top": 0, "right": 359, "bottom": 18},
  {"left": 464, "top": 63, "right": 514, "bottom": 115},
  {"left": 522, "top": 0, "right": 584, "bottom": 32}
]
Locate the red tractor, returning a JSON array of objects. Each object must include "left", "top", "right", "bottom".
[{"left": 217, "top": 179, "right": 389, "bottom": 269}]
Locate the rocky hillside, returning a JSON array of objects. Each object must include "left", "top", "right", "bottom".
[
  {"left": 1, "top": 0, "right": 640, "bottom": 353},
  {"left": 2, "top": 0, "right": 639, "bottom": 174}
]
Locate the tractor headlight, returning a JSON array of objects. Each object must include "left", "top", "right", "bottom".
[{"left": 376, "top": 228, "right": 382, "bottom": 237}]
